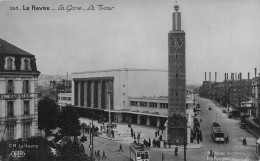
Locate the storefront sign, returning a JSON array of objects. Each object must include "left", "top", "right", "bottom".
[{"left": 0, "top": 94, "right": 32, "bottom": 99}]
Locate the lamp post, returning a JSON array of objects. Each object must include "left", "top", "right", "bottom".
[
  {"left": 107, "top": 91, "right": 112, "bottom": 137},
  {"left": 184, "top": 141, "right": 187, "bottom": 161}
]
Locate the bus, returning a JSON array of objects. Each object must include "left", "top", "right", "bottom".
[
  {"left": 129, "top": 143, "right": 149, "bottom": 161},
  {"left": 211, "top": 122, "right": 225, "bottom": 142}
]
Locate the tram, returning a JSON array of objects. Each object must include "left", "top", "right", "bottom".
[{"left": 129, "top": 143, "right": 149, "bottom": 161}]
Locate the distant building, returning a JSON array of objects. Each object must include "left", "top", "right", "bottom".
[
  {"left": 252, "top": 76, "right": 260, "bottom": 121},
  {"left": 50, "top": 79, "right": 72, "bottom": 99},
  {"left": 58, "top": 93, "right": 72, "bottom": 111},
  {"left": 0, "top": 38, "right": 40, "bottom": 141}
]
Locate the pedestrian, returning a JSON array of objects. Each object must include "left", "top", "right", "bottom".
[
  {"left": 102, "top": 151, "right": 106, "bottom": 159},
  {"left": 226, "top": 135, "right": 229, "bottom": 143},
  {"left": 197, "top": 136, "right": 200, "bottom": 144},
  {"left": 174, "top": 146, "right": 178, "bottom": 156},
  {"left": 163, "top": 140, "right": 166, "bottom": 147},
  {"left": 160, "top": 135, "right": 162, "bottom": 141},
  {"left": 148, "top": 138, "right": 151, "bottom": 148},
  {"left": 155, "top": 131, "right": 157, "bottom": 137},
  {"left": 168, "top": 139, "right": 172, "bottom": 148},
  {"left": 118, "top": 144, "right": 123, "bottom": 152},
  {"left": 95, "top": 150, "right": 97, "bottom": 157}
]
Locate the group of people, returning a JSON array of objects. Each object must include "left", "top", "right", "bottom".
[
  {"left": 130, "top": 127, "right": 141, "bottom": 143},
  {"left": 94, "top": 150, "right": 107, "bottom": 160},
  {"left": 191, "top": 117, "right": 203, "bottom": 144}
]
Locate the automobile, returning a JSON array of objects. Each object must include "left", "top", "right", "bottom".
[
  {"left": 222, "top": 109, "right": 227, "bottom": 113},
  {"left": 228, "top": 113, "right": 233, "bottom": 118},
  {"left": 240, "top": 123, "right": 246, "bottom": 129}
]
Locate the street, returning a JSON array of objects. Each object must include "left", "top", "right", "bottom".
[{"left": 82, "top": 96, "right": 258, "bottom": 161}]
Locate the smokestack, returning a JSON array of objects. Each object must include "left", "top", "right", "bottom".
[
  {"left": 255, "top": 68, "right": 257, "bottom": 77},
  {"left": 232, "top": 73, "right": 234, "bottom": 80},
  {"left": 227, "top": 73, "right": 228, "bottom": 80},
  {"left": 209, "top": 72, "right": 211, "bottom": 82},
  {"left": 67, "top": 72, "right": 68, "bottom": 80},
  {"left": 235, "top": 72, "right": 237, "bottom": 80},
  {"left": 205, "top": 72, "right": 206, "bottom": 81},
  {"left": 248, "top": 72, "right": 250, "bottom": 80},
  {"left": 240, "top": 73, "right": 242, "bottom": 80},
  {"left": 225, "top": 73, "right": 226, "bottom": 81},
  {"left": 215, "top": 72, "right": 217, "bottom": 82}
]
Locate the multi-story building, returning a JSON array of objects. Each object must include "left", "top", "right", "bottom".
[
  {"left": 0, "top": 38, "right": 40, "bottom": 141},
  {"left": 252, "top": 76, "right": 260, "bottom": 122},
  {"left": 58, "top": 93, "right": 72, "bottom": 111},
  {"left": 72, "top": 68, "right": 195, "bottom": 143},
  {"left": 50, "top": 79, "right": 72, "bottom": 94}
]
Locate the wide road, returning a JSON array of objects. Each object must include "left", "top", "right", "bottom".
[{"left": 83, "top": 96, "right": 258, "bottom": 161}]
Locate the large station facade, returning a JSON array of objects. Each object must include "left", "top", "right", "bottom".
[{"left": 72, "top": 68, "right": 194, "bottom": 130}]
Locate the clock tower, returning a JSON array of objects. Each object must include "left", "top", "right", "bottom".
[{"left": 167, "top": 5, "right": 187, "bottom": 145}]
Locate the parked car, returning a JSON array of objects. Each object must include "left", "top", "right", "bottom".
[{"left": 222, "top": 109, "right": 227, "bottom": 113}]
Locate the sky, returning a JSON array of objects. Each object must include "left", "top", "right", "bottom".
[{"left": 0, "top": 0, "right": 260, "bottom": 84}]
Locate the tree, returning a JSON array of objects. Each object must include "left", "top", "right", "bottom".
[
  {"left": 56, "top": 136, "right": 89, "bottom": 161},
  {"left": 38, "top": 96, "right": 58, "bottom": 136},
  {"left": 58, "top": 105, "right": 81, "bottom": 137},
  {"left": 21, "top": 136, "right": 55, "bottom": 161}
]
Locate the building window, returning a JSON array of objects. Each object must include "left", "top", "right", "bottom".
[
  {"left": 7, "top": 80, "right": 14, "bottom": 94},
  {"left": 23, "top": 123, "right": 30, "bottom": 140},
  {"left": 140, "top": 102, "right": 147, "bottom": 107},
  {"left": 7, "top": 101, "right": 14, "bottom": 117},
  {"left": 150, "top": 102, "right": 157, "bottom": 107},
  {"left": 21, "top": 58, "right": 31, "bottom": 71},
  {"left": 130, "top": 101, "right": 138, "bottom": 106},
  {"left": 7, "top": 125, "right": 14, "bottom": 141},
  {"left": 160, "top": 103, "right": 168, "bottom": 108},
  {"left": 4, "top": 57, "right": 15, "bottom": 70},
  {"left": 24, "top": 101, "right": 30, "bottom": 115},
  {"left": 23, "top": 80, "right": 30, "bottom": 93}
]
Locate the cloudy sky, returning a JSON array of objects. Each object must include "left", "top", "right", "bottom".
[{"left": 0, "top": 0, "right": 259, "bottom": 84}]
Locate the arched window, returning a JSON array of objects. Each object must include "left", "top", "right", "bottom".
[
  {"left": 20, "top": 57, "right": 31, "bottom": 71},
  {"left": 4, "top": 57, "right": 16, "bottom": 70}
]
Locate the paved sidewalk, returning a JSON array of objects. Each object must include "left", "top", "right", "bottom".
[{"left": 80, "top": 117, "right": 202, "bottom": 150}]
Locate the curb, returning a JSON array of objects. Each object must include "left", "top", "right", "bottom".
[
  {"left": 253, "top": 152, "right": 260, "bottom": 160},
  {"left": 246, "top": 126, "right": 260, "bottom": 138}
]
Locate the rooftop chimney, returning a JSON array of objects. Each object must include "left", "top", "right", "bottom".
[
  {"left": 235, "top": 72, "right": 237, "bottom": 80},
  {"left": 215, "top": 72, "right": 217, "bottom": 82},
  {"left": 205, "top": 72, "right": 206, "bottom": 81},
  {"left": 225, "top": 73, "right": 226, "bottom": 81},
  {"left": 248, "top": 72, "right": 250, "bottom": 80},
  {"left": 209, "top": 72, "right": 211, "bottom": 82},
  {"left": 255, "top": 68, "right": 257, "bottom": 77},
  {"left": 240, "top": 72, "right": 242, "bottom": 80},
  {"left": 227, "top": 73, "right": 228, "bottom": 80}
]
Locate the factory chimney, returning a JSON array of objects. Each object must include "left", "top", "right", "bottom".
[{"left": 215, "top": 72, "right": 217, "bottom": 82}]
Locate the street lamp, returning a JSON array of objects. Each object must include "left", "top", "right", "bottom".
[
  {"left": 184, "top": 141, "right": 187, "bottom": 161},
  {"left": 107, "top": 91, "right": 112, "bottom": 137}
]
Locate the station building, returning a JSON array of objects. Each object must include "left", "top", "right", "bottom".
[
  {"left": 0, "top": 38, "right": 40, "bottom": 141},
  {"left": 72, "top": 68, "right": 194, "bottom": 129}
]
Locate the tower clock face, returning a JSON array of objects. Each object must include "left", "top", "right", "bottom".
[{"left": 170, "top": 36, "right": 184, "bottom": 50}]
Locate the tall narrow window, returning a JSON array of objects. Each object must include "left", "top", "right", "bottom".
[
  {"left": 7, "top": 58, "right": 13, "bottom": 69},
  {"left": 7, "top": 101, "right": 14, "bottom": 117},
  {"left": 24, "top": 59, "right": 29, "bottom": 70},
  {"left": 23, "top": 80, "right": 30, "bottom": 93},
  {"left": 24, "top": 101, "right": 30, "bottom": 115},
  {"left": 23, "top": 123, "right": 30, "bottom": 140},
  {"left": 7, "top": 125, "right": 14, "bottom": 140},
  {"left": 7, "top": 80, "right": 14, "bottom": 94}
]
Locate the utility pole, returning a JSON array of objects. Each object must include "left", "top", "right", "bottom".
[
  {"left": 108, "top": 91, "right": 112, "bottom": 137},
  {"left": 184, "top": 141, "right": 187, "bottom": 161}
]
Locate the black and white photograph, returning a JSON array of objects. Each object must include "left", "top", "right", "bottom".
[{"left": 0, "top": 0, "right": 260, "bottom": 161}]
